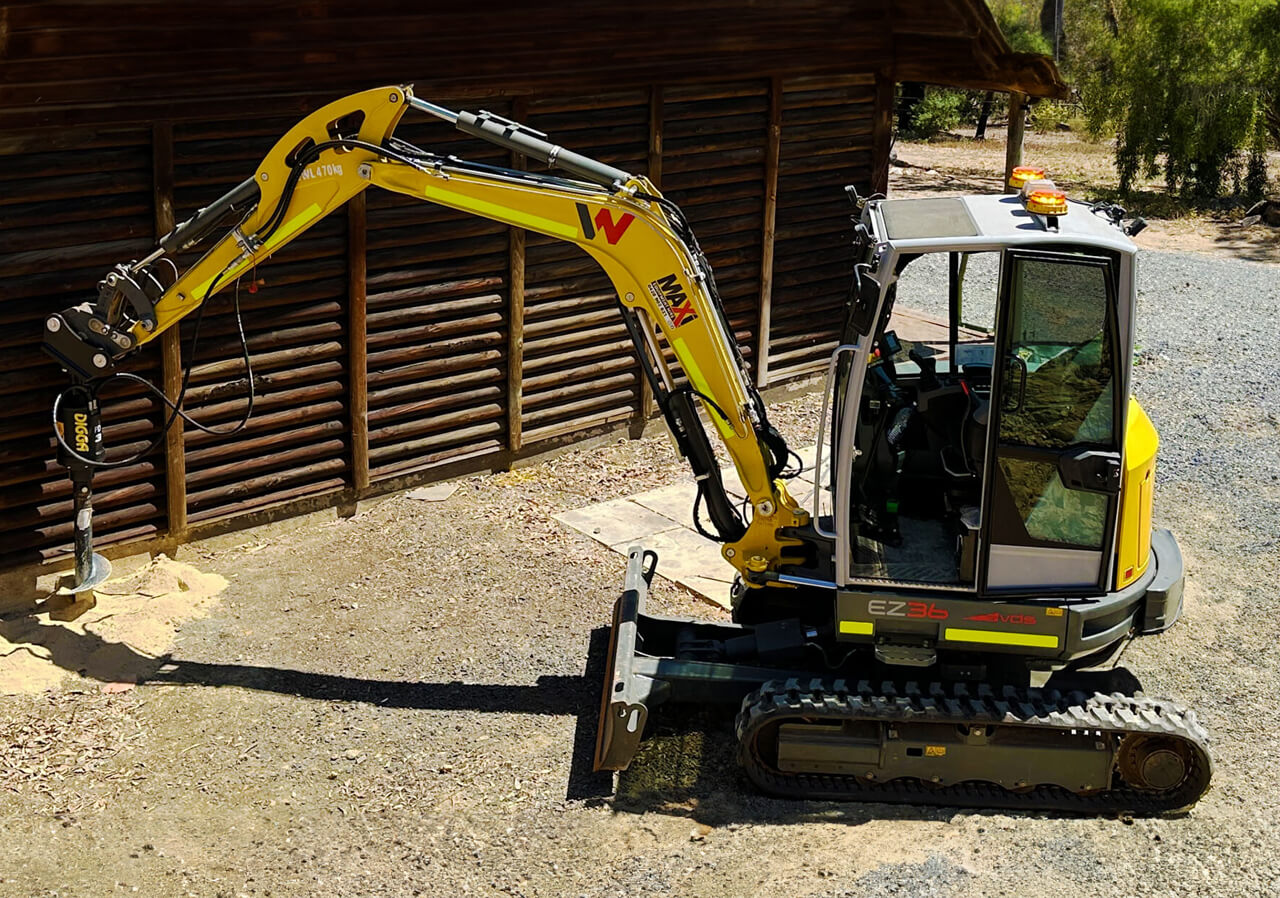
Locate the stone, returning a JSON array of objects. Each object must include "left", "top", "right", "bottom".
[{"left": 1243, "top": 199, "right": 1280, "bottom": 227}]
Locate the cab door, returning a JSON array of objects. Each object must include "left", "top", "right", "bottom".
[{"left": 981, "top": 249, "right": 1123, "bottom": 594}]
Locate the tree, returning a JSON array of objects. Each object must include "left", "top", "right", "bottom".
[
  {"left": 1251, "top": 1, "right": 1280, "bottom": 143},
  {"left": 1068, "top": 0, "right": 1274, "bottom": 199},
  {"left": 976, "top": 1, "right": 1053, "bottom": 139},
  {"left": 989, "top": 0, "right": 1053, "bottom": 54}
]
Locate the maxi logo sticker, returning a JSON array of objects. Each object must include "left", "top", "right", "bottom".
[
  {"left": 647, "top": 273, "right": 699, "bottom": 329},
  {"left": 575, "top": 203, "right": 635, "bottom": 245}
]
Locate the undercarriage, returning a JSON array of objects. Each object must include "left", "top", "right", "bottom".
[{"left": 596, "top": 544, "right": 1210, "bottom": 813}]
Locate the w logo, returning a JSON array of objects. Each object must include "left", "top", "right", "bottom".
[{"left": 576, "top": 203, "right": 635, "bottom": 245}]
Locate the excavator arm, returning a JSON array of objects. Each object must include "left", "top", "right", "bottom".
[{"left": 42, "top": 85, "right": 809, "bottom": 593}]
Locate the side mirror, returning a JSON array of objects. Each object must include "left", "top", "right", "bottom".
[{"left": 848, "top": 264, "right": 881, "bottom": 336}]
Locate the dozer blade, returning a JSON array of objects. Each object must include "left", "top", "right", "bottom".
[
  {"left": 595, "top": 547, "right": 658, "bottom": 771},
  {"left": 593, "top": 546, "right": 819, "bottom": 773}
]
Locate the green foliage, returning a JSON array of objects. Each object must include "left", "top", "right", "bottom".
[
  {"left": 903, "top": 89, "right": 968, "bottom": 140},
  {"left": 1068, "top": 0, "right": 1275, "bottom": 199},
  {"left": 896, "top": 2, "right": 1056, "bottom": 142},
  {"left": 1028, "top": 99, "right": 1084, "bottom": 133},
  {"left": 1251, "top": 1, "right": 1280, "bottom": 141},
  {"left": 1246, "top": 149, "right": 1269, "bottom": 201},
  {"left": 988, "top": 0, "right": 1053, "bottom": 55}
]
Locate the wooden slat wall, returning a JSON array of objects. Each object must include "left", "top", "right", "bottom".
[
  {"left": 769, "top": 75, "right": 877, "bottom": 381},
  {"left": 0, "top": 74, "right": 890, "bottom": 571},
  {"left": 0, "top": 0, "right": 1063, "bottom": 574},
  {"left": 661, "top": 82, "right": 768, "bottom": 378},
  {"left": 520, "top": 90, "right": 650, "bottom": 447},
  {"left": 0, "top": 3, "right": 1064, "bottom": 135},
  {"left": 364, "top": 105, "right": 511, "bottom": 480},
  {"left": 0, "top": 3, "right": 923, "bottom": 130},
  {"left": 172, "top": 117, "right": 351, "bottom": 526},
  {"left": 0, "top": 127, "right": 165, "bottom": 568}
]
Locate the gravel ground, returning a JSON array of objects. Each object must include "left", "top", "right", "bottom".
[{"left": 0, "top": 248, "right": 1277, "bottom": 897}]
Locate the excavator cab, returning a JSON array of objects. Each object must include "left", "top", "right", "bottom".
[
  {"left": 835, "top": 194, "right": 1138, "bottom": 600},
  {"left": 780, "top": 190, "right": 1183, "bottom": 675}
]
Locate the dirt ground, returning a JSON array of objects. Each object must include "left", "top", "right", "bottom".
[
  {"left": 3, "top": 386, "right": 1279, "bottom": 897},
  {"left": 2, "top": 135, "right": 1279, "bottom": 897}
]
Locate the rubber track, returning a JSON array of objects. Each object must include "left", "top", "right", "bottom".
[{"left": 736, "top": 678, "right": 1212, "bottom": 814}]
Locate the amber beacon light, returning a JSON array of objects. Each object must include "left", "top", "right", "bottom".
[
  {"left": 1025, "top": 187, "right": 1069, "bottom": 216},
  {"left": 1007, "top": 165, "right": 1046, "bottom": 190}
]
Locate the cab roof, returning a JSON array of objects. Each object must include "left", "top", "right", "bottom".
[{"left": 868, "top": 195, "right": 1137, "bottom": 255}]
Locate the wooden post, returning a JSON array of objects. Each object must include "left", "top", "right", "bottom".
[
  {"left": 1004, "top": 91, "right": 1027, "bottom": 191},
  {"left": 348, "top": 191, "right": 370, "bottom": 491},
  {"left": 755, "top": 77, "right": 782, "bottom": 389},
  {"left": 634, "top": 86, "right": 663, "bottom": 425},
  {"left": 647, "top": 86, "right": 663, "bottom": 188},
  {"left": 507, "top": 228, "right": 526, "bottom": 455},
  {"left": 870, "top": 73, "right": 895, "bottom": 197},
  {"left": 152, "top": 121, "right": 187, "bottom": 539},
  {"left": 507, "top": 98, "right": 528, "bottom": 456}
]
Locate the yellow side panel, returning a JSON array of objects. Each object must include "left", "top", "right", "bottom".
[{"left": 1115, "top": 397, "right": 1158, "bottom": 589}]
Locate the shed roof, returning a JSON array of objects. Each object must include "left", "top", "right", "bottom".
[{"left": 889, "top": 0, "right": 1067, "bottom": 98}]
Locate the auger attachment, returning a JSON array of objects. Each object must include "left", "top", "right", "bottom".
[{"left": 54, "top": 385, "right": 112, "bottom": 598}]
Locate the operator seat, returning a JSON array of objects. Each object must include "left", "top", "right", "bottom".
[{"left": 963, "top": 395, "right": 989, "bottom": 477}]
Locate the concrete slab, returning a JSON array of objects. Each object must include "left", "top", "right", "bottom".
[
  {"left": 888, "top": 308, "right": 986, "bottom": 359},
  {"left": 793, "top": 444, "right": 819, "bottom": 483},
  {"left": 556, "top": 446, "right": 819, "bottom": 608},
  {"left": 620, "top": 526, "right": 736, "bottom": 583},
  {"left": 719, "top": 466, "right": 747, "bottom": 499},
  {"left": 788, "top": 479, "right": 815, "bottom": 508},
  {"left": 554, "top": 499, "right": 682, "bottom": 547},
  {"left": 681, "top": 577, "right": 736, "bottom": 607},
  {"left": 406, "top": 482, "right": 459, "bottom": 502},
  {"left": 613, "top": 526, "right": 737, "bottom": 609},
  {"left": 631, "top": 481, "right": 698, "bottom": 530}
]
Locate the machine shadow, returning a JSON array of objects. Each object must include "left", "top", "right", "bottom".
[
  {"left": 0, "top": 613, "right": 610, "bottom": 802},
  {"left": 0, "top": 615, "right": 1141, "bottom": 825}
]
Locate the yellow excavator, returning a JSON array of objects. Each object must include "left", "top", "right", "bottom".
[{"left": 41, "top": 85, "right": 1210, "bottom": 812}]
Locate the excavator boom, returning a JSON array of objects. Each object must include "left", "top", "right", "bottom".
[{"left": 42, "top": 85, "right": 806, "bottom": 593}]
